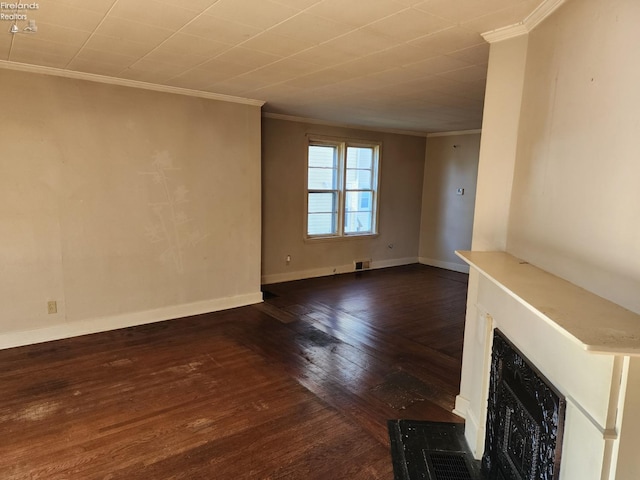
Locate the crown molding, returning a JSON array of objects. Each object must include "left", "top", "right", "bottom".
[
  {"left": 427, "top": 129, "right": 482, "bottom": 138},
  {"left": 262, "top": 112, "right": 429, "bottom": 137},
  {"left": 0, "top": 60, "right": 266, "bottom": 107},
  {"left": 524, "top": 0, "right": 566, "bottom": 31},
  {"left": 482, "top": 23, "right": 529, "bottom": 44},
  {"left": 482, "top": 0, "right": 566, "bottom": 44}
]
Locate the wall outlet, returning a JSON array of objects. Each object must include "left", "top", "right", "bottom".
[
  {"left": 47, "top": 300, "right": 57, "bottom": 314},
  {"left": 456, "top": 188, "right": 465, "bottom": 195}
]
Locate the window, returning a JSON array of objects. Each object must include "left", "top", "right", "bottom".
[{"left": 306, "top": 137, "right": 380, "bottom": 239}]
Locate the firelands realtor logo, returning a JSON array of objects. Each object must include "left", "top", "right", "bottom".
[
  {"left": 2, "top": 2, "right": 38, "bottom": 33},
  {"left": 1, "top": 2, "right": 39, "bottom": 21}
]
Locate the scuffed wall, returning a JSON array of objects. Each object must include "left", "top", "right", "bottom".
[
  {"left": 0, "top": 70, "right": 262, "bottom": 346},
  {"left": 419, "top": 133, "right": 480, "bottom": 272},
  {"left": 507, "top": 0, "right": 640, "bottom": 314},
  {"left": 261, "top": 117, "right": 425, "bottom": 283}
]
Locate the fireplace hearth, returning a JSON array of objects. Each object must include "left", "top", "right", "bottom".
[{"left": 482, "top": 330, "right": 566, "bottom": 480}]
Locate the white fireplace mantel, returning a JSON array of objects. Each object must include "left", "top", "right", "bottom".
[
  {"left": 456, "top": 251, "right": 640, "bottom": 355},
  {"left": 454, "top": 251, "right": 640, "bottom": 480}
]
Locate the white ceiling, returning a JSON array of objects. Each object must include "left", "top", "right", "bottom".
[{"left": 1, "top": 0, "right": 544, "bottom": 133}]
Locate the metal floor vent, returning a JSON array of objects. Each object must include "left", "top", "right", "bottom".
[
  {"left": 388, "top": 420, "right": 481, "bottom": 480},
  {"left": 427, "top": 452, "right": 475, "bottom": 480}
]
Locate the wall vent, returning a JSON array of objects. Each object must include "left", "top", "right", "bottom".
[{"left": 354, "top": 259, "right": 371, "bottom": 271}]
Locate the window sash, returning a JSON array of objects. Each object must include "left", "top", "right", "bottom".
[
  {"left": 344, "top": 189, "right": 374, "bottom": 234},
  {"left": 307, "top": 190, "right": 340, "bottom": 236},
  {"left": 306, "top": 139, "right": 379, "bottom": 238}
]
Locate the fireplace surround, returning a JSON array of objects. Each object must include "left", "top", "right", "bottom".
[
  {"left": 483, "top": 330, "right": 565, "bottom": 480},
  {"left": 454, "top": 251, "right": 640, "bottom": 480}
]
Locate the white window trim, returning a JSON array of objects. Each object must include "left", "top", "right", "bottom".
[{"left": 305, "top": 135, "right": 381, "bottom": 240}]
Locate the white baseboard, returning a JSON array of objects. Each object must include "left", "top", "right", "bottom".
[
  {"left": 462, "top": 403, "right": 484, "bottom": 459},
  {"left": 453, "top": 394, "right": 470, "bottom": 419},
  {"left": 419, "top": 257, "right": 470, "bottom": 274},
  {"left": 454, "top": 394, "right": 484, "bottom": 459},
  {"left": 0, "top": 292, "right": 263, "bottom": 350},
  {"left": 261, "top": 257, "right": 418, "bottom": 285},
  {"left": 371, "top": 257, "right": 418, "bottom": 270}
]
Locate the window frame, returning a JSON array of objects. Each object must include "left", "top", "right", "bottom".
[{"left": 305, "top": 136, "right": 381, "bottom": 240}]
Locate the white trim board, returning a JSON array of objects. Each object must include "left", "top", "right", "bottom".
[
  {"left": 0, "top": 60, "right": 265, "bottom": 107},
  {"left": 419, "top": 257, "right": 470, "bottom": 274},
  {"left": 453, "top": 395, "right": 470, "bottom": 420},
  {"left": 261, "top": 257, "right": 418, "bottom": 285},
  {"left": 0, "top": 292, "right": 263, "bottom": 350},
  {"left": 482, "top": 0, "right": 567, "bottom": 43},
  {"left": 427, "top": 129, "right": 481, "bottom": 138},
  {"left": 262, "top": 112, "right": 429, "bottom": 138},
  {"left": 462, "top": 401, "right": 484, "bottom": 459}
]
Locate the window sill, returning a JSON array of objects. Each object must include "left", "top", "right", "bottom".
[{"left": 304, "top": 233, "right": 379, "bottom": 244}]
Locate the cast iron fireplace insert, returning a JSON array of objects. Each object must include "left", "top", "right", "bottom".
[
  {"left": 482, "top": 329, "right": 566, "bottom": 480},
  {"left": 389, "top": 330, "right": 566, "bottom": 480}
]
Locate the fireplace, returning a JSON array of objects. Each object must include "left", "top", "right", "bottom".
[
  {"left": 482, "top": 330, "right": 565, "bottom": 480},
  {"left": 454, "top": 251, "right": 640, "bottom": 479}
]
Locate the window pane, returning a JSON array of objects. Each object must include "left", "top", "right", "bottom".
[
  {"left": 345, "top": 191, "right": 372, "bottom": 212},
  {"left": 344, "top": 211, "right": 373, "bottom": 234},
  {"left": 345, "top": 168, "right": 372, "bottom": 189},
  {"left": 345, "top": 191, "right": 373, "bottom": 234},
  {"left": 308, "top": 213, "right": 337, "bottom": 235},
  {"left": 346, "top": 147, "right": 373, "bottom": 169},
  {"left": 308, "top": 192, "right": 337, "bottom": 213},
  {"left": 308, "top": 167, "right": 337, "bottom": 189},
  {"left": 308, "top": 191, "right": 337, "bottom": 235},
  {"left": 309, "top": 145, "right": 337, "bottom": 168}
]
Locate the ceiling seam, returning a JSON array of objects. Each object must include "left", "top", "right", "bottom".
[
  {"left": 63, "top": 0, "right": 121, "bottom": 70},
  {"left": 160, "top": 2, "right": 344, "bottom": 85},
  {"left": 207, "top": 25, "right": 475, "bottom": 100},
  {"left": 176, "top": 5, "right": 426, "bottom": 95},
  {"left": 116, "top": 0, "right": 228, "bottom": 75},
  {"left": 196, "top": 7, "right": 490, "bottom": 98}
]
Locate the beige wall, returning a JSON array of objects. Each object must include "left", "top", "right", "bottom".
[
  {"left": 471, "top": 35, "right": 528, "bottom": 251},
  {"left": 0, "top": 70, "right": 262, "bottom": 348},
  {"left": 507, "top": 0, "right": 640, "bottom": 315},
  {"left": 461, "top": 0, "right": 640, "bottom": 476},
  {"left": 419, "top": 133, "right": 480, "bottom": 272},
  {"left": 261, "top": 117, "right": 426, "bottom": 283}
]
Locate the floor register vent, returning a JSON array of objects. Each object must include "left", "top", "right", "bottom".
[
  {"left": 388, "top": 420, "right": 481, "bottom": 480},
  {"left": 354, "top": 259, "right": 371, "bottom": 271}
]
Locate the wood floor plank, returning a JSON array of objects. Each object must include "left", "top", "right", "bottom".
[{"left": 0, "top": 264, "right": 468, "bottom": 479}]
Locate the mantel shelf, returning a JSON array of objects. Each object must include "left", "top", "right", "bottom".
[{"left": 456, "top": 251, "right": 640, "bottom": 356}]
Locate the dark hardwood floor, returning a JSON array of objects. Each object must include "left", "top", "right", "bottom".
[{"left": 0, "top": 264, "right": 468, "bottom": 479}]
